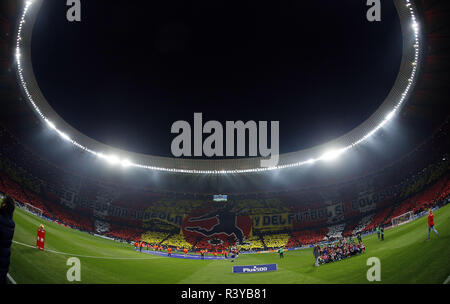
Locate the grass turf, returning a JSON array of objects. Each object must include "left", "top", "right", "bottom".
[{"left": 8, "top": 204, "right": 450, "bottom": 284}]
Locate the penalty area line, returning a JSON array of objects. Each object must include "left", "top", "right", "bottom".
[
  {"left": 12, "top": 240, "right": 160, "bottom": 260},
  {"left": 444, "top": 275, "right": 450, "bottom": 284}
]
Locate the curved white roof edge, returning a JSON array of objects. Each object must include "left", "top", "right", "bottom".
[{"left": 15, "top": 0, "right": 423, "bottom": 174}]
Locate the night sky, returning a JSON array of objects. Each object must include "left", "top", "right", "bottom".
[{"left": 31, "top": 0, "right": 402, "bottom": 157}]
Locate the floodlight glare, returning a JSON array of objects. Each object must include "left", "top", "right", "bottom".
[
  {"left": 57, "top": 131, "right": 71, "bottom": 142},
  {"left": 306, "top": 159, "right": 316, "bottom": 165},
  {"left": 121, "top": 159, "right": 132, "bottom": 167},
  {"left": 320, "top": 149, "right": 344, "bottom": 161},
  {"left": 385, "top": 110, "right": 396, "bottom": 121},
  {"left": 105, "top": 155, "right": 119, "bottom": 165},
  {"left": 45, "top": 119, "right": 56, "bottom": 130}
]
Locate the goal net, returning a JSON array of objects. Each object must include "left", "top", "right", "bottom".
[
  {"left": 23, "top": 203, "right": 43, "bottom": 217},
  {"left": 391, "top": 211, "right": 413, "bottom": 227}
]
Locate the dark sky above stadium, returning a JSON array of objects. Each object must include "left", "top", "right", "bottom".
[{"left": 31, "top": 0, "right": 402, "bottom": 157}]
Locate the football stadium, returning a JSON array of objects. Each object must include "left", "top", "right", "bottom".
[{"left": 0, "top": 0, "right": 449, "bottom": 289}]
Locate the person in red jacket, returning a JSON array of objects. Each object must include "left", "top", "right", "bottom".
[
  {"left": 167, "top": 247, "right": 172, "bottom": 257},
  {"left": 36, "top": 224, "right": 46, "bottom": 251},
  {"left": 427, "top": 208, "right": 439, "bottom": 240},
  {"left": 183, "top": 248, "right": 188, "bottom": 257}
]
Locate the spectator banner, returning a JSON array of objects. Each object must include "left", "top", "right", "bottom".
[
  {"left": 252, "top": 213, "right": 293, "bottom": 231},
  {"left": 182, "top": 206, "right": 252, "bottom": 248},
  {"left": 233, "top": 264, "right": 277, "bottom": 274}
]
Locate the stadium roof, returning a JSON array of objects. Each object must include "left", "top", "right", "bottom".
[
  {"left": 0, "top": 0, "right": 448, "bottom": 194},
  {"left": 13, "top": 0, "right": 426, "bottom": 174}
]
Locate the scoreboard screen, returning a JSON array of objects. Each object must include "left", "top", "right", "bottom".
[{"left": 213, "top": 195, "right": 227, "bottom": 202}]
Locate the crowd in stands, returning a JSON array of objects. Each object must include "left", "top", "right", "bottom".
[
  {"left": 239, "top": 235, "right": 265, "bottom": 251},
  {"left": 342, "top": 219, "right": 360, "bottom": 238},
  {"left": 94, "top": 220, "right": 110, "bottom": 234},
  {"left": 344, "top": 215, "right": 374, "bottom": 237},
  {"left": 163, "top": 233, "right": 192, "bottom": 249},
  {"left": 384, "top": 174, "right": 449, "bottom": 226},
  {"left": 104, "top": 224, "right": 144, "bottom": 241},
  {"left": 192, "top": 238, "right": 234, "bottom": 252},
  {"left": 263, "top": 233, "right": 290, "bottom": 249},
  {"left": 47, "top": 202, "right": 94, "bottom": 232},
  {"left": 141, "top": 231, "right": 169, "bottom": 245},
  {"left": 325, "top": 224, "right": 345, "bottom": 240},
  {"left": 287, "top": 228, "right": 328, "bottom": 247},
  {"left": 363, "top": 206, "right": 393, "bottom": 232},
  {"left": 0, "top": 172, "right": 51, "bottom": 218}
]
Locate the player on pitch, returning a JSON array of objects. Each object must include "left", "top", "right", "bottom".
[
  {"left": 427, "top": 208, "right": 439, "bottom": 240},
  {"left": 230, "top": 247, "right": 237, "bottom": 262},
  {"left": 278, "top": 247, "right": 284, "bottom": 259}
]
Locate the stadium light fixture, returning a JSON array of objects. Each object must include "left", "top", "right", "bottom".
[
  {"left": 103, "top": 154, "right": 119, "bottom": 165},
  {"left": 305, "top": 158, "right": 316, "bottom": 165}
]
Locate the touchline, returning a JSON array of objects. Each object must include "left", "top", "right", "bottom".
[{"left": 171, "top": 113, "right": 279, "bottom": 168}]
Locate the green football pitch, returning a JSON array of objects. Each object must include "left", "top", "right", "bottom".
[{"left": 8, "top": 204, "right": 450, "bottom": 284}]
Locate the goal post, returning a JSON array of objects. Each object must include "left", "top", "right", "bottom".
[
  {"left": 23, "top": 203, "right": 43, "bottom": 217},
  {"left": 391, "top": 211, "right": 413, "bottom": 227}
]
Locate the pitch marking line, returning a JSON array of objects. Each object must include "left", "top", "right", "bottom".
[
  {"left": 444, "top": 275, "right": 450, "bottom": 284},
  {"left": 12, "top": 240, "right": 160, "bottom": 260},
  {"left": 7, "top": 273, "right": 17, "bottom": 284}
]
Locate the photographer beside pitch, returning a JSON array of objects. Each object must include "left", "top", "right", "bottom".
[{"left": 0, "top": 196, "right": 15, "bottom": 284}]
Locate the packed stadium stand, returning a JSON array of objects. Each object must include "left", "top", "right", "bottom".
[
  {"left": 326, "top": 224, "right": 346, "bottom": 240},
  {"left": 141, "top": 231, "right": 170, "bottom": 245},
  {"left": 345, "top": 214, "right": 374, "bottom": 236},
  {"left": 163, "top": 233, "right": 192, "bottom": 249},
  {"left": 287, "top": 228, "right": 328, "bottom": 247},
  {"left": 0, "top": 118, "right": 449, "bottom": 249},
  {"left": 263, "top": 234, "right": 290, "bottom": 249},
  {"left": 48, "top": 203, "right": 94, "bottom": 232},
  {"left": 104, "top": 225, "right": 144, "bottom": 242},
  {"left": 239, "top": 235, "right": 265, "bottom": 251}
]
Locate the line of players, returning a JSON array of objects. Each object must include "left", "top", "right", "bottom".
[{"left": 133, "top": 241, "right": 240, "bottom": 261}]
